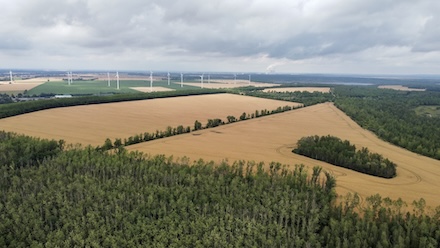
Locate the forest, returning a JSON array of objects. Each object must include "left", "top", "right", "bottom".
[
  {"left": 293, "top": 135, "right": 397, "bottom": 178},
  {"left": 1, "top": 131, "right": 440, "bottom": 247},
  {"left": 334, "top": 86, "right": 440, "bottom": 160}
]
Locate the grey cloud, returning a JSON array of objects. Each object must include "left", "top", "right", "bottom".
[{"left": 2, "top": 0, "right": 440, "bottom": 73}]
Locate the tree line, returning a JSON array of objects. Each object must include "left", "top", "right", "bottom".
[
  {"left": 0, "top": 89, "right": 226, "bottom": 119},
  {"left": 1, "top": 131, "right": 440, "bottom": 247},
  {"left": 293, "top": 135, "right": 397, "bottom": 178},
  {"left": 334, "top": 86, "right": 440, "bottom": 160},
  {"left": 97, "top": 105, "right": 298, "bottom": 151},
  {"left": 233, "top": 85, "right": 334, "bottom": 106}
]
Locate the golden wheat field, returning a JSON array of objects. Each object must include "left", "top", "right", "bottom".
[
  {"left": 128, "top": 101, "right": 440, "bottom": 208},
  {"left": 0, "top": 93, "right": 301, "bottom": 146}
]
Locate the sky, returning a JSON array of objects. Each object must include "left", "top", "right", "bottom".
[{"left": 1, "top": 0, "right": 440, "bottom": 75}]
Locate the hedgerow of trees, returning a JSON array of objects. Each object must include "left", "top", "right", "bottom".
[
  {"left": 1, "top": 131, "right": 440, "bottom": 247},
  {"left": 293, "top": 135, "right": 397, "bottom": 178},
  {"left": 98, "top": 104, "right": 299, "bottom": 150},
  {"left": 0, "top": 89, "right": 227, "bottom": 119}
]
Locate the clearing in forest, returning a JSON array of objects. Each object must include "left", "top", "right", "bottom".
[
  {"left": 0, "top": 93, "right": 300, "bottom": 146},
  {"left": 378, "top": 85, "right": 425, "bottom": 91},
  {"left": 262, "top": 87, "right": 331, "bottom": 93},
  {"left": 128, "top": 102, "right": 440, "bottom": 208}
]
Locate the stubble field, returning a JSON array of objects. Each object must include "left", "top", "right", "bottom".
[{"left": 0, "top": 93, "right": 300, "bottom": 146}]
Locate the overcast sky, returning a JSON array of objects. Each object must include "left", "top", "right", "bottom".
[{"left": 1, "top": 0, "right": 440, "bottom": 74}]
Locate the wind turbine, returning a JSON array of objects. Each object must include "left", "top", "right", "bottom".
[
  {"left": 150, "top": 71, "right": 153, "bottom": 92},
  {"left": 167, "top": 72, "right": 170, "bottom": 85},
  {"left": 116, "top": 71, "right": 120, "bottom": 90},
  {"left": 208, "top": 74, "right": 210, "bottom": 84},
  {"left": 199, "top": 74, "right": 204, "bottom": 88},
  {"left": 66, "top": 71, "right": 72, "bottom": 85},
  {"left": 180, "top": 73, "right": 183, "bottom": 87},
  {"left": 249, "top": 74, "right": 251, "bottom": 85},
  {"left": 234, "top": 73, "right": 237, "bottom": 84},
  {"left": 9, "top": 70, "right": 13, "bottom": 83},
  {"left": 107, "top": 72, "right": 110, "bottom": 87}
]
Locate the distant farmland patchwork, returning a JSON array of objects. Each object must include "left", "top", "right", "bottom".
[{"left": 1, "top": 93, "right": 440, "bottom": 208}]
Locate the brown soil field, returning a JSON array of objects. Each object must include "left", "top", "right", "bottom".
[
  {"left": 128, "top": 102, "right": 440, "bottom": 208},
  {"left": 0, "top": 93, "right": 300, "bottom": 147},
  {"left": 378, "top": 85, "right": 426, "bottom": 91},
  {"left": 262, "top": 87, "right": 331, "bottom": 93},
  {"left": 130, "top": 87, "right": 175, "bottom": 92}
]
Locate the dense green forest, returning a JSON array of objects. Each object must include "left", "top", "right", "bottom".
[
  {"left": 1, "top": 132, "right": 440, "bottom": 247},
  {"left": 334, "top": 86, "right": 440, "bottom": 160},
  {"left": 293, "top": 135, "right": 397, "bottom": 178}
]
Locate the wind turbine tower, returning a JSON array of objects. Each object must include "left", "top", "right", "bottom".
[
  {"left": 9, "top": 71, "right": 13, "bottom": 83},
  {"left": 180, "top": 73, "right": 183, "bottom": 87},
  {"left": 167, "top": 72, "right": 170, "bottom": 85},
  {"left": 107, "top": 72, "right": 110, "bottom": 87},
  {"left": 116, "top": 71, "right": 120, "bottom": 90},
  {"left": 234, "top": 73, "right": 237, "bottom": 84},
  {"left": 200, "top": 74, "right": 204, "bottom": 88},
  {"left": 150, "top": 71, "right": 153, "bottom": 92},
  {"left": 208, "top": 74, "right": 210, "bottom": 84},
  {"left": 249, "top": 74, "right": 251, "bottom": 85}
]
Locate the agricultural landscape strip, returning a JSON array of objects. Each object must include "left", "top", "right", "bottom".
[{"left": 128, "top": 102, "right": 440, "bottom": 208}]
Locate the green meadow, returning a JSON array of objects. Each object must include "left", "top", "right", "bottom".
[{"left": 26, "top": 80, "right": 200, "bottom": 95}]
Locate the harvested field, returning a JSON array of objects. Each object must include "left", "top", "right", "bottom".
[
  {"left": 128, "top": 102, "right": 440, "bottom": 208},
  {"left": 130, "top": 87, "right": 175, "bottom": 92},
  {"left": 0, "top": 93, "right": 300, "bottom": 146},
  {"left": 378, "top": 85, "right": 426, "bottom": 91},
  {"left": 0, "top": 77, "right": 53, "bottom": 92},
  {"left": 181, "top": 80, "right": 280, "bottom": 89},
  {"left": 262, "top": 87, "right": 331, "bottom": 93}
]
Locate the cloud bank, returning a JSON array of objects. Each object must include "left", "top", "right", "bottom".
[{"left": 1, "top": 0, "right": 440, "bottom": 74}]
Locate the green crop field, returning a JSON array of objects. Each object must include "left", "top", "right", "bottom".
[{"left": 26, "top": 80, "right": 200, "bottom": 95}]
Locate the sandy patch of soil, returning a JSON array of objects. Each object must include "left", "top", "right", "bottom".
[
  {"left": 378, "top": 85, "right": 426, "bottom": 91},
  {"left": 130, "top": 87, "right": 175, "bottom": 92}
]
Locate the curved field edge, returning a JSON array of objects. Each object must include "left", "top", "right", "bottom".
[{"left": 127, "top": 102, "right": 440, "bottom": 208}]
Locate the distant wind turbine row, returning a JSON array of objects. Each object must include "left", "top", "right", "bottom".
[{"left": 72, "top": 71, "right": 254, "bottom": 91}]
